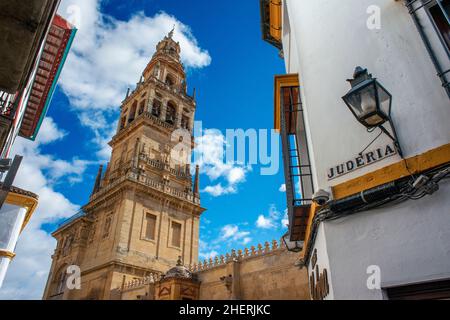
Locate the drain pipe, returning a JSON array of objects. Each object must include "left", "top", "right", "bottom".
[{"left": 404, "top": 0, "right": 450, "bottom": 98}]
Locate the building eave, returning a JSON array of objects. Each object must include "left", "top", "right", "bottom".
[
  {"left": 273, "top": 74, "right": 300, "bottom": 132},
  {"left": 0, "top": 0, "right": 61, "bottom": 93},
  {"left": 19, "top": 15, "right": 77, "bottom": 140},
  {"left": 0, "top": 184, "right": 39, "bottom": 233}
]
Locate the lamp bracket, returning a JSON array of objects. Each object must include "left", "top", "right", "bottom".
[
  {"left": 359, "top": 129, "right": 383, "bottom": 156},
  {"left": 380, "top": 124, "right": 404, "bottom": 158}
]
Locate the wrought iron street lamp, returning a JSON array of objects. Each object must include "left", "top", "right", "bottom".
[
  {"left": 342, "top": 66, "right": 404, "bottom": 157},
  {"left": 282, "top": 231, "right": 303, "bottom": 253}
]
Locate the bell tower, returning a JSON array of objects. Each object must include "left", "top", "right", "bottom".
[{"left": 43, "top": 30, "right": 205, "bottom": 300}]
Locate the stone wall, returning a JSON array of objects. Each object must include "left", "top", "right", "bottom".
[
  {"left": 116, "top": 240, "right": 310, "bottom": 300},
  {"left": 194, "top": 240, "right": 310, "bottom": 300}
]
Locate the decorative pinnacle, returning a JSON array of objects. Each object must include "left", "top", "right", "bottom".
[
  {"left": 92, "top": 165, "right": 103, "bottom": 195},
  {"left": 353, "top": 66, "right": 367, "bottom": 79},
  {"left": 193, "top": 165, "right": 200, "bottom": 195},
  {"left": 347, "top": 66, "right": 372, "bottom": 87}
]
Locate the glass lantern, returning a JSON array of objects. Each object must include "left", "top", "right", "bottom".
[
  {"left": 342, "top": 67, "right": 392, "bottom": 128},
  {"left": 282, "top": 231, "right": 304, "bottom": 253}
]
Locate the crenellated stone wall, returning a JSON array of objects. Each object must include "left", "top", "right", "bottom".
[
  {"left": 115, "top": 239, "right": 310, "bottom": 300},
  {"left": 194, "top": 239, "right": 310, "bottom": 300}
]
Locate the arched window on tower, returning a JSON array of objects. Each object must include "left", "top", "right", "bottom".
[
  {"left": 62, "top": 234, "right": 74, "bottom": 256},
  {"left": 138, "top": 100, "right": 145, "bottom": 115},
  {"left": 166, "top": 102, "right": 177, "bottom": 125},
  {"left": 56, "top": 270, "right": 68, "bottom": 295},
  {"left": 181, "top": 115, "right": 190, "bottom": 131},
  {"left": 165, "top": 74, "right": 176, "bottom": 87},
  {"left": 152, "top": 99, "right": 162, "bottom": 118},
  {"left": 51, "top": 265, "right": 68, "bottom": 297},
  {"left": 128, "top": 101, "right": 137, "bottom": 123},
  {"left": 120, "top": 116, "right": 126, "bottom": 131}
]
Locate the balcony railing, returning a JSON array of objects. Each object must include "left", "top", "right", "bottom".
[
  {"left": 139, "top": 153, "right": 191, "bottom": 179},
  {"left": 0, "top": 91, "right": 17, "bottom": 120},
  {"left": 280, "top": 86, "right": 314, "bottom": 241},
  {"left": 117, "top": 111, "right": 175, "bottom": 137},
  {"left": 90, "top": 169, "right": 199, "bottom": 205},
  {"left": 150, "top": 76, "right": 195, "bottom": 102}
]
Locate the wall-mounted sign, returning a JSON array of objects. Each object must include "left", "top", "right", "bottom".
[
  {"left": 310, "top": 266, "right": 330, "bottom": 300},
  {"left": 310, "top": 248, "right": 329, "bottom": 300},
  {"left": 327, "top": 144, "right": 397, "bottom": 181},
  {"left": 311, "top": 249, "right": 318, "bottom": 269}
]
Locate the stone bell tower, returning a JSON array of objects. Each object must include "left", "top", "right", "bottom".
[{"left": 43, "top": 30, "right": 206, "bottom": 300}]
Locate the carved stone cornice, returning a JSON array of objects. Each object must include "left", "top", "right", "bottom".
[{"left": 84, "top": 172, "right": 204, "bottom": 215}]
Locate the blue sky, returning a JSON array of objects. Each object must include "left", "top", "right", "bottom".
[{"left": 0, "top": 0, "right": 288, "bottom": 299}]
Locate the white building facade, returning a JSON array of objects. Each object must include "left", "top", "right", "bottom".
[{"left": 261, "top": 0, "right": 450, "bottom": 299}]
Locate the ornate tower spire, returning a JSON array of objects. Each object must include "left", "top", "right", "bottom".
[
  {"left": 141, "top": 27, "right": 184, "bottom": 83},
  {"left": 44, "top": 32, "right": 205, "bottom": 301}
]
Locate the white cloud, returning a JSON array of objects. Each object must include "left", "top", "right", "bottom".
[
  {"left": 228, "top": 167, "right": 246, "bottom": 185},
  {"left": 220, "top": 225, "right": 251, "bottom": 243},
  {"left": 256, "top": 215, "right": 276, "bottom": 229},
  {"left": 199, "top": 250, "right": 219, "bottom": 260},
  {"left": 0, "top": 119, "right": 85, "bottom": 299},
  {"left": 47, "top": 158, "right": 94, "bottom": 183},
  {"left": 57, "top": 0, "right": 211, "bottom": 158},
  {"left": 198, "top": 239, "right": 220, "bottom": 262},
  {"left": 36, "top": 117, "right": 67, "bottom": 144},
  {"left": 202, "top": 184, "right": 236, "bottom": 197},
  {"left": 255, "top": 204, "right": 285, "bottom": 230},
  {"left": 195, "top": 129, "right": 250, "bottom": 197},
  {"left": 281, "top": 209, "right": 289, "bottom": 229},
  {"left": 58, "top": 1, "right": 211, "bottom": 110},
  {"left": 198, "top": 222, "right": 258, "bottom": 263},
  {"left": 279, "top": 184, "right": 286, "bottom": 192}
]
